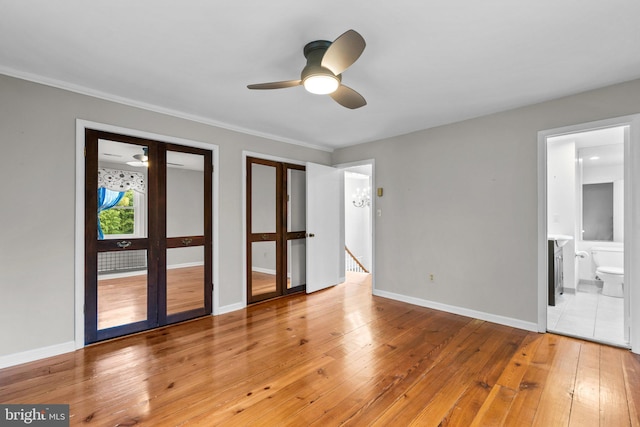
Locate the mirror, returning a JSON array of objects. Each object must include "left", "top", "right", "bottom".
[{"left": 579, "top": 143, "right": 623, "bottom": 242}]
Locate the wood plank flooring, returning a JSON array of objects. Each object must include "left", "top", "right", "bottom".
[
  {"left": 2, "top": 272, "right": 639, "bottom": 426},
  {"left": 98, "top": 266, "right": 205, "bottom": 329}
]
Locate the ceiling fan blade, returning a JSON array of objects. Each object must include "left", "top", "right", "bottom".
[
  {"left": 330, "top": 85, "right": 367, "bottom": 109},
  {"left": 247, "top": 80, "right": 302, "bottom": 90},
  {"left": 321, "top": 30, "right": 366, "bottom": 75}
]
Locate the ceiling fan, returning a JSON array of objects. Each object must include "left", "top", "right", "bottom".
[
  {"left": 126, "top": 147, "right": 149, "bottom": 167},
  {"left": 247, "top": 30, "right": 367, "bottom": 109},
  {"left": 126, "top": 148, "right": 184, "bottom": 168}
]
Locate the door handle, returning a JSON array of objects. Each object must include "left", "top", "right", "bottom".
[
  {"left": 116, "top": 241, "right": 132, "bottom": 249},
  {"left": 181, "top": 238, "right": 193, "bottom": 246},
  {"left": 307, "top": 233, "right": 315, "bottom": 238},
  {"left": 261, "top": 234, "right": 269, "bottom": 241}
]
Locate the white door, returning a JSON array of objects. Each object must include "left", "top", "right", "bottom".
[{"left": 306, "top": 162, "right": 343, "bottom": 293}]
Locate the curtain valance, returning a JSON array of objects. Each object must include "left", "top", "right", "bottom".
[{"left": 98, "top": 168, "right": 146, "bottom": 193}]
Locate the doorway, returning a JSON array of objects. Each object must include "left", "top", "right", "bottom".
[
  {"left": 246, "top": 157, "right": 306, "bottom": 303},
  {"left": 545, "top": 126, "right": 628, "bottom": 347},
  {"left": 84, "top": 129, "right": 213, "bottom": 343},
  {"left": 343, "top": 165, "right": 373, "bottom": 276}
]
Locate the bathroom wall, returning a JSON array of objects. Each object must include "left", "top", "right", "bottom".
[
  {"left": 547, "top": 139, "right": 576, "bottom": 290},
  {"left": 577, "top": 162, "right": 624, "bottom": 281}
]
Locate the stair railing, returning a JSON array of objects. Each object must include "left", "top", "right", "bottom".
[{"left": 345, "top": 246, "right": 369, "bottom": 273}]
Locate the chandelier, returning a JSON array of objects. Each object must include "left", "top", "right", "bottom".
[{"left": 352, "top": 187, "right": 371, "bottom": 208}]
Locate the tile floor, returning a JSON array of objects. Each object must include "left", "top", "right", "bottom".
[{"left": 547, "top": 282, "right": 627, "bottom": 347}]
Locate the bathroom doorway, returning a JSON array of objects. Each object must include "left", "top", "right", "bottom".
[{"left": 545, "top": 124, "right": 629, "bottom": 347}]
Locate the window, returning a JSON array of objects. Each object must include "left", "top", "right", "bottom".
[{"left": 99, "top": 189, "right": 145, "bottom": 238}]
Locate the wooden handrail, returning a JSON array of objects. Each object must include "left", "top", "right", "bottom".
[{"left": 345, "top": 246, "right": 369, "bottom": 273}]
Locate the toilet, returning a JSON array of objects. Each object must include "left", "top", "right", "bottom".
[{"left": 591, "top": 246, "right": 624, "bottom": 298}]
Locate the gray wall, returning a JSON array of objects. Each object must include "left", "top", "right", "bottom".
[
  {"left": 332, "top": 78, "right": 640, "bottom": 324},
  {"left": 0, "top": 74, "right": 330, "bottom": 357}
]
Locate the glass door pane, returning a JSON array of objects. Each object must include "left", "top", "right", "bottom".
[
  {"left": 287, "top": 167, "right": 306, "bottom": 290},
  {"left": 167, "top": 247, "right": 205, "bottom": 315},
  {"left": 167, "top": 151, "right": 205, "bottom": 238},
  {"left": 98, "top": 250, "right": 148, "bottom": 329},
  {"left": 95, "top": 138, "right": 150, "bottom": 333},
  {"left": 165, "top": 149, "right": 209, "bottom": 322},
  {"left": 287, "top": 239, "right": 306, "bottom": 289},
  {"left": 248, "top": 159, "right": 280, "bottom": 302},
  {"left": 251, "top": 163, "right": 277, "bottom": 233},
  {"left": 251, "top": 241, "right": 277, "bottom": 296}
]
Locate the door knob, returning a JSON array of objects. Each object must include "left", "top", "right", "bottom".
[{"left": 307, "top": 233, "right": 315, "bottom": 238}]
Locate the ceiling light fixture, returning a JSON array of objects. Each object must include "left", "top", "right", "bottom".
[
  {"left": 352, "top": 187, "right": 371, "bottom": 208},
  {"left": 303, "top": 74, "right": 340, "bottom": 95},
  {"left": 127, "top": 147, "right": 149, "bottom": 167}
]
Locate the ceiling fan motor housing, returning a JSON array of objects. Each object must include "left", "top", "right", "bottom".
[{"left": 301, "top": 40, "right": 341, "bottom": 83}]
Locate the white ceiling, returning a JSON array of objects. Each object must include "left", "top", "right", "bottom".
[{"left": 2, "top": 1, "right": 640, "bottom": 151}]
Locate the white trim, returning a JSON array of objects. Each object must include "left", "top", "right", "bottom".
[
  {"left": 96, "top": 262, "right": 205, "bottom": 280},
  {"left": 216, "top": 302, "right": 245, "bottom": 316},
  {"left": 75, "top": 119, "right": 220, "bottom": 345},
  {"left": 98, "top": 270, "right": 146, "bottom": 280},
  {"left": 537, "top": 114, "right": 640, "bottom": 354},
  {"left": 2, "top": 66, "right": 333, "bottom": 153},
  {"left": 251, "top": 267, "right": 276, "bottom": 275},
  {"left": 168, "top": 261, "right": 205, "bottom": 270},
  {"left": 373, "top": 289, "right": 538, "bottom": 332},
  {"left": 0, "top": 342, "right": 76, "bottom": 369}
]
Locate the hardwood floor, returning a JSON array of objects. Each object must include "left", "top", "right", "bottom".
[
  {"left": 98, "top": 266, "right": 205, "bottom": 329},
  {"left": 251, "top": 271, "right": 293, "bottom": 297},
  {"left": 2, "top": 272, "right": 639, "bottom": 426}
]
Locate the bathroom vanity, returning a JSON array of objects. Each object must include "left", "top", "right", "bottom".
[{"left": 548, "top": 239, "right": 564, "bottom": 306}]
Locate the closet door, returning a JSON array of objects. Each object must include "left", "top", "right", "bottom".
[
  {"left": 285, "top": 165, "right": 307, "bottom": 293},
  {"left": 85, "top": 130, "right": 213, "bottom": 344},
  {"left": 246, "top": 158, "right": 307, "bottom": 304},
  {"left": 163, "top": 144, "right": 212, "bottom": 324},
  {"left": 247, "top": 158, "right": 282, "bottom": 303},
  {"left": 85, "top": 130, "right": 158, "bottom": 343}
]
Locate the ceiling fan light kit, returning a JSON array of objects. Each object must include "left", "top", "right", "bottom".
[
  {"left": 303, "top": 74, "right": 340, "bottom": 94},
  {"left": 248, "top": 30, "right": 367, "bottom": 109}
]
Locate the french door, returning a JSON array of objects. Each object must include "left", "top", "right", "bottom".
[
  {"left": 246, "top": 157, "right": 307, "bottom": 303},
  {"left": 85, "top": 129, "right": 212, "bottom": 343}
]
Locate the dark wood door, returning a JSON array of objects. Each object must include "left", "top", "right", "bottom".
[
  {"left": 84, "top": 129, "right": 212, "bottom": 343},
  {"left": 246, "top": 157, "right": 306, "bottom": 304}
]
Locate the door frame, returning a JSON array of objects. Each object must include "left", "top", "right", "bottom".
[
  {"left": 75, "top": 119, "right": 219, "bottom": 349},
  {"left": 537, "top": 114, "right": 640, "bottom": 354}
]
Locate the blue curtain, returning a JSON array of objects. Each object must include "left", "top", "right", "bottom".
[{"left": 98, "top": 187, "right": 125, "bottom": 239}]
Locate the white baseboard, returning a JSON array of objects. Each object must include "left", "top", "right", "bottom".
[
  {"left": 167, "top": 261, "right": 205, "bottom": 270},
  {"left": 372, "top": 289, "right": 538, "bottom": 332},
  {"left": 0, "top": 341, "right": 76, "bottom": 369},
  {"left": 214, "top": 302, "right": 245, "bottom": 315},
  {"left": 251, "top": 267, "right": 276, "bottom": 275},
  {"left": 98, "top": 262, "right": 205, "bottom": 279}
]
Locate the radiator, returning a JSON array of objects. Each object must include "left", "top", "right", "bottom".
[{"left": 98, "top": 250, "right": 147, "bottom": 273}]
